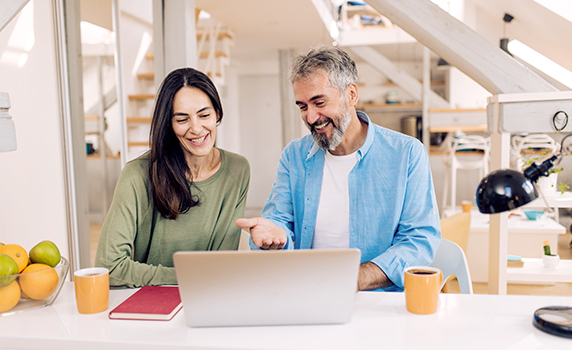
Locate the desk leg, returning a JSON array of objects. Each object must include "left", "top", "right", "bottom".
[
  {"left": 488, "top": 213, "right": 508, "bottom": 294},
  {"left": 487, "top": 102, "right": 510, "bottom": 295}
]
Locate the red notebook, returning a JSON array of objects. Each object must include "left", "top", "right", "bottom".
[{"left": 108, "top": 286, "right": 182, "bottom": 321}]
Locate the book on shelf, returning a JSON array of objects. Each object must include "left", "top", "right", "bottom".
[
  {"left": 507, "top": 255, "right": 524, "bottom": 268},
  {"left": 108, "top": 285, "right": 182, "bottom": 321}
]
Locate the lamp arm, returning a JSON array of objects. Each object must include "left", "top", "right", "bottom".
[
  {"left": 533, "top": 182, "right": 555, "bottom": 215},
  {"left": 523, "top": 154, "right": 560, "bottom": 183}
]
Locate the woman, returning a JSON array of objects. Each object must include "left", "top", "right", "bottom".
[{"left": 95, "top": 68, "right": 250, "bottom": 288}]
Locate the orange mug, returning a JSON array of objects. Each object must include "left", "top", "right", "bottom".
[
  {"left": 461, "top": 200, "right": 472, "bottom": 213},
  {"left": 404, "top": 266, "right": 442, "bottom": 315},
  {"left": 74, "top": 267, "right": 109, "bottom": 314}
]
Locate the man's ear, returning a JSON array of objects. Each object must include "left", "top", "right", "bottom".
[{"left": 346, "top": 83, "right": 359, "bottom": 106}]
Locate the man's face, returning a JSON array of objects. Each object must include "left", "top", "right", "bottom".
[{"left": 293, "top": 72, "right": 352, "bottom": 151}]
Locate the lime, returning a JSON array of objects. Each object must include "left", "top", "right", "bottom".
[
  {"left": 29, "top": 241, "right": 61, "bottom": 268},
  {"left": 0, "top": 254, "right": 18, "bottom": 286}
]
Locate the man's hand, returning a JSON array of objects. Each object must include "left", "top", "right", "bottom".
[
  {"left": 235, "top": 217, "right": 287, "bottom": 250},
  {"left": 357, "top": 262, "right": 393, "bottom": 291}
]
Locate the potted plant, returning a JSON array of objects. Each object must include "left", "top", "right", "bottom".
[
  {"left": 542, "top": 240, "right": 560, "bottom": 268},
  {"left": 521, "top": 152, "right": 563, "bottom": 194}
]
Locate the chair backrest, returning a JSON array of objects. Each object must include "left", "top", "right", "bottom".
[
  {"left": 444, "top": 135, "right": 490, "bottom": 171},
  {"left": 439, "top": 212, "right": 471, "bottom": 253},
  {"left": 513, "top": 134, "right": 560, "bottom": 170},
  {"left": 238, "top": 230, "right": 251, "bottom": 250},
  {"left": 429, "top": 239, "right": 473, "bottom": 294},
  {"left": 451, "top": 135, "right": 490, "bottom": 154}
]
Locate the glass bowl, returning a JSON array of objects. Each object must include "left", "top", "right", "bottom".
[
  {"left": 0, "top": 257, "right": 69, "bottom": 316},
  {"left": 524, "top": 210, "right": 545, "bottom": 220}
]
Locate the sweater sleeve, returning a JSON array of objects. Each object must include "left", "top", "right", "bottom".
[{"left": 94, "top": 159, "right": 176, "bottom": 288}]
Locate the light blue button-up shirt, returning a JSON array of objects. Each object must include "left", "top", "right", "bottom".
[{"left": 255, "top": 112, "right": 441, "bottom": 291}]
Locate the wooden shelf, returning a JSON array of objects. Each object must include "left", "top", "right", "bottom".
[
  {"left": 429, "top": 124, "right": 487, "bottom": 133},
  {"left": 137, "top": 73, "right": 154, "bottom": 79},
  {"left": 128, "top": 94, "right": 155, "bottom": 101},
  {"left": 128, "top": 141, "right": 150, "bottom": 147},
  {"left": 199, "top": 51, "right": 227, "bottom": 59},
  {"left": 87, "top": 154, "right": 121, "bottom": 159},
  {"left": 126, "top": 117, "right": 152, "bottom": 123},
  {"left": 357, "top": 102, "right": 422, "bottom": 111}
]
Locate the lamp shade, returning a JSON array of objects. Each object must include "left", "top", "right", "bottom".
[{"left": 476, "top": 169, "right": 538, "bottom": 214}]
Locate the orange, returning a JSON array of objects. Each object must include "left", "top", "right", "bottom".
[
  {"left": 19, "top": 263, "right": 59, "bottom": 300},
  {"left": 0, "top": 244, "right": 29, "bottom": 273},
  {"left": 0, "top": 280, "right": 21, "bottom": 313}
]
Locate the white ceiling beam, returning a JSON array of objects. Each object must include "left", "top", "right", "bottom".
[
  {"left": 0, "top": 0, "right": 30, "bottom": 33},
  {"left": 366, "top": 0, "right": 557, "bottom": 94},
  {"left": 349, "top": 45, "right": 450, "bottom": 109}
]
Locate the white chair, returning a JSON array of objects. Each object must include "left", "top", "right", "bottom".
[
  {"left": 512, "top": 134, "right": 560, "bottom": 171},
  {"left": 429, "top": 239, "right": 473, "bottom": 294},
  {"left": 442, "top": 135, "right": 490, "bottom": 212}
]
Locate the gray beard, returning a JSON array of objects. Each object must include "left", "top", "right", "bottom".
[{"left": 311, "top": 105, "right": 352, "bottom": 151}]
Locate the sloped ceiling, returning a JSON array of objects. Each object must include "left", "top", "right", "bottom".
[
  {"left": 468, "top": 0, "right": 572, "bottom": 72},
  {"left": 195, "top": 0, "right": 328, "bottom": 59},
  {"left": 80, "top": 0, "right": 113, "bottom": 31}
]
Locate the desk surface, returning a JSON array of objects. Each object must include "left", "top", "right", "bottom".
[
  {"left": 444, "top": 209, "right": 566, "bottom": 235},
  {"left": 1, "top": 283, "right": 571, "bottom": 350},
  {"left": 507, "top": 258, "right": 572, "bottom": 283}
]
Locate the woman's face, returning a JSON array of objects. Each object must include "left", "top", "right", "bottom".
[{"left": 171, "top": 87, "right": 217, "bottom": 160}]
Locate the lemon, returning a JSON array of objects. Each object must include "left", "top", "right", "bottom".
[
  {"left": 0, "top": 254, "right": 19, "bottom": 286},
  {"left": 0, "top": 244, "right": 29, "bottom": 273},
  {"left": 29, "top": 241, "right": 61, "bottom": 268}
]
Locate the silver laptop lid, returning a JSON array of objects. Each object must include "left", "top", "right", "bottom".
[{"left": 173, "top": 249, "right": 361, "bottom": 327}]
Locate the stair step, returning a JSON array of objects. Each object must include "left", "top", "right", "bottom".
[
  {"left": 145, "top": 53, "right": 154, "bottom": 59},
  {"left": 196, "top": 31, "right": 233, "bottom": 40},
  {"left": 128, "top": 141, "right": 150, "bottom": 147},
  {"left": 199, "top": 51, "right": 227, "bottom": 59},
  {"left": 126, "top": 117, "right": 152, "bottom": 123},
  {"left": 206, "top": 72, "right": 222, "bottom": 78},
  {"left": 128, "top": 94, "right": 155, "bottom": 101},
  {"left": 137, "top": 73, "right": 155, "bottom": 79}
]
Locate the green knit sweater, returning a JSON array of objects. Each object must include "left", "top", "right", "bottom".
[{"left": 94, "top": 149, "right": 250, "bottom": 288}]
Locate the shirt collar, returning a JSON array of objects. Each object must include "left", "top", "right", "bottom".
[{"left": 306, "top": 111, "right": 374, "bottom": 161}]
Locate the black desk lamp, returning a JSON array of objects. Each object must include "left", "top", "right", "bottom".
[
  {"left": 474, "top": 133, "right": 572, "bottom": 339},
  {"left": 475, "top": 154, "right": 559, "bottom": 214}
]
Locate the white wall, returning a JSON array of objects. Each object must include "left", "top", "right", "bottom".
[
  {"left": 238, "top": 73, "right": 283, "bottom": 217},
  {"left": 0, "top": 1, "right": 70, "bottom": 257}
]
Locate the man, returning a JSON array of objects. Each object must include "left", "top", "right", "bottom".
[{"left": 235, "top": 45, "right": 440, "bottom": 292}]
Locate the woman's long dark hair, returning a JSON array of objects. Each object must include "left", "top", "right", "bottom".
[{"left": 148, "top": 68, "right": 223, "bottom": 219}]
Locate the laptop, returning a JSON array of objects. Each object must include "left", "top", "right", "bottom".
[{"left": 173, "top": 249, "right": 361, "bottom": 327}]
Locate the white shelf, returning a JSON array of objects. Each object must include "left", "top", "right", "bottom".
[{"left": 507, "top": 258, "right": 572, "bottom": 283}]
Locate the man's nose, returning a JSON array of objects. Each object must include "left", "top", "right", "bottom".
[{"left": 305, "top": 106, "right": 320, "bottom": 125}]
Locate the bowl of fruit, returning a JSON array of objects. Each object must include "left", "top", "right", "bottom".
[{"left": 0, "top": 240, "right": 69, "bottom": 316}]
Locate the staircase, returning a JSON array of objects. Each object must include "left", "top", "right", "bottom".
[{"left": 124, "top": 17, "right": 234, "bottom": 162}]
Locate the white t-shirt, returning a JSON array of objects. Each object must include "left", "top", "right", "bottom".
[{"left": 312, "top": 150, "right": 358, "bottom": 249}]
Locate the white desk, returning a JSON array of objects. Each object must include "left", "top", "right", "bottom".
[
  {"left": 523, "top": 191, "right": 572, "bottom": 222},
  {"left": 507, "top": 258, "right": 572, "bottom": 283},
  {"left": 1, "top": 283, "right": 571, "bottom": 349},
  {"left": 456, "top": 210, "right": 567, "bottom": 283}
]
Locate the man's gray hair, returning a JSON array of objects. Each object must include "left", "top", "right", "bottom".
[{"left": 289, "top": 45, "right": 359, "bottom": 94}]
